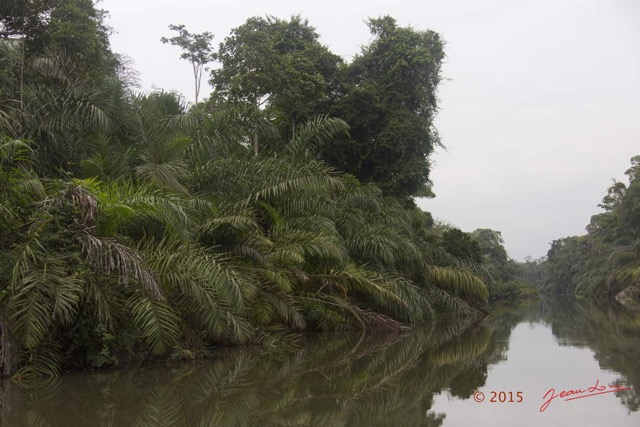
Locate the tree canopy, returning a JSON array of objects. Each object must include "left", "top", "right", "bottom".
[
  {"left": 1, "top": 1, "right": 59, "bottom": 39},
  {"left": 325, "top": 16, "right": 444, "bottom": 201},
  {"left": 208, "top": 15, "right": 444, "bottom": 201},
  {"left": 0, "top": 0, "right": 118, "bottom": 80},
  {"left": 210, "top": 15, "right": 341, "bottom": 137},
  {"left": 442, "top": 228, "right": 483, "bottom": 264}
]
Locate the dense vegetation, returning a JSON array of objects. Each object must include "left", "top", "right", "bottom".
[
  {"left": 0, "top": 1, "right": 494, "bottom": 379},
  {"left": 542, "top": 156, "right": 640, "bottom": 305},
  {"left": 0, "top": 302, "right": 527, "bottom": 426},
  {"left": 441, "top": 227, "right": 538, "bottom": 301}
]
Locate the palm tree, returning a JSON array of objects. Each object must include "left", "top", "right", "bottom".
[
  {"left": 1, "top": 50, "right": 129, "bottom": 176},
  {"left": 1, "top": 96, "right": 488, "bottom": 378},
  {"left": 189, "top": 115, "right": 487, "bottom": 330}
]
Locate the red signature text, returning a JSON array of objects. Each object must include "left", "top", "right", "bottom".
[{"left": 539, "top": 379, "right": 631, "bottom": 412}]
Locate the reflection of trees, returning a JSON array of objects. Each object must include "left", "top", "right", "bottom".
[
  {"left": 0, "top": 323, "right": 476, "bottom": 426},
  {"left": 0, "top": 302, "right": 540, "bottom": 426},
  {"left": 535, "top": 297, "right": 640, "bottom": 413},
  {"left": 442, "top": 301, "right": 539, "bottom": 399}
]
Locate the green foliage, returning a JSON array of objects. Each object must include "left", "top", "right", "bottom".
[
  {"left": 442, "top": 228, "right": 483, "bottom": 264},
  {"left": 0, "top": 5, "right": 490, "bottom": 379},
  {"left": 486, "top": 280, "right": 538, "bottom": 301},
  {"left": 0, "top": 40, "right": 21, "bottom": 100},
  {"left": 208, "top": 15, "right": 444, "bottom": 200},
  {"left": 211, "top": 15, "right": 341, "bottom": 137},
  {"left": 472, "top": 228, "right": 521, "bottom": 283},
  {"left": 464, "top": 228, "right": 538, "bottom": 301},
  {"left": 1, "top": 48, "right": 129, "bottom": 175},
  {"left": 0, "top": 1, "right": 58, "bottom": 38},
  {"left": 517, "top": 256, "right": 549, "bottom": 286},
  {"left": 544, "top": 156, "right": 640, "bottom": 300},
  {"left": 324, "top": 16, "right": 444, "bottom": 201},
  {"left": 0, "top": 0, "right": 118, "bottom": 80}
]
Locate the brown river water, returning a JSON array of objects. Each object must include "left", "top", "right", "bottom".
[{"left": 1, "top": 297, "right": 639, "bottom": 426}]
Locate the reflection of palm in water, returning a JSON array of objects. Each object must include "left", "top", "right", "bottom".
[
  {"left": 2, "top": 298, "right": 637, "bottom": 426},
  {"left": 0, "top": 318, "right": 502, "bottom": 427}
]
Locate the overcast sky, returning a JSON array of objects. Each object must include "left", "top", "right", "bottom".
[{"left": 102, "top": 0, "right": 640, "bottom": 261}]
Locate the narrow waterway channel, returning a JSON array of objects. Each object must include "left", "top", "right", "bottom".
[{"left": 1, "top": 297, "right": 638, "bottom": 426}]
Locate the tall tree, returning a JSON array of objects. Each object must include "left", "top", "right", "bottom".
[
  {"left": 210, "top": 15, "right": 341, "bottom": 143},
  {"left": 161, "top": 24, "right": 215, "bottom": 105},
  {"left": 326, "top": 16, "right": 445, "bottom": 201}
]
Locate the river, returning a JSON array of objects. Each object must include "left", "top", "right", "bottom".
[{"left": 1, "top": 297, "right": 639, "bottom": 426}]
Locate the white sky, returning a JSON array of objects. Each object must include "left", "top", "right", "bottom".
[{"left": 102, "top": 0, "right": 640, "bottom": 261}]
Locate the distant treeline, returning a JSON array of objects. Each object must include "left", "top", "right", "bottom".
[{"left": 541, "top": 156, "right": 640, "bottom": 305}]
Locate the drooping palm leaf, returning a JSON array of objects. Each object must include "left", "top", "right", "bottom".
[
  {"left": 126, "top": 288, "right": 180, "bottom": 354},
  {"left": 285, "top": 115, "right": 349, "bottom": 159},
  {"left": 428, "top": 266, "right": 489, "bottom": 302}
]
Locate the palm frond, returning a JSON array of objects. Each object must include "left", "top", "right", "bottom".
[
  {"left": 255, "top": 160, "right": 344, "bottom": 202},
  {"left": 145, "top": 239, "right": 254, "bottom": 310},
  {"left": 268, "top": 229, "right": 348, "bottom": 268},
  {"left": 428, "top": 266, "right": 489, "bottom": 302},
  {"left": 254, "top": 286, "right": 306, "bottom": 330},
  {"left": 97, "top": 180, "right": 209, "bottom": 238},
  {"left": 299, "top": 293, "right": 406, "bottom": 331},
  {"left": 12, "top": 338, "right": 63, "bottom": 382},
  {"left": 0, "top": 138, "right": 33, "bottom": 166},
  {"left": 126, "top": 289, "right": 180, "bottom": 354},
  {"left": 9, "top": 258, "right": 82, "bottom": 349},
  {"left": 79, "top": 134, "right": 133, "bottom": 181},
  {"left": 80, "top": 233, "right": 165, "bottom": 301},
  {"left": 254, "top": 267, "right": 295, "bottom": 292},
  {"left": 342, "top": 224, "right": 400, "bottom": 266},
  {"left": 198, "top": 214, "right": 260, "bottom": 234},
  {"left": 82, "top": 275, "right": 117, "bottom": 331},
  {"left": 0, "top": 107, "right": 22, "bottom": 137},
  {"left": 144, "top": 239, "right": 257, "bottom": 343},
  {"left": 135, "top": 159, "right": 189, "bottom": 194},
  {"left": 320, "top": 264, "right": 407, "bottom": 311},
  {"left": 285, "top": 115, "right": 349, "bottom": 159}
]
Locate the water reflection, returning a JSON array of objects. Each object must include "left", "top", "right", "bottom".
[
  {"left": 534, "top": 297, "right": 640, "bottom": 414},
  {"left": 1, "top": 298, "right": 639, "bottom": 426}
]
